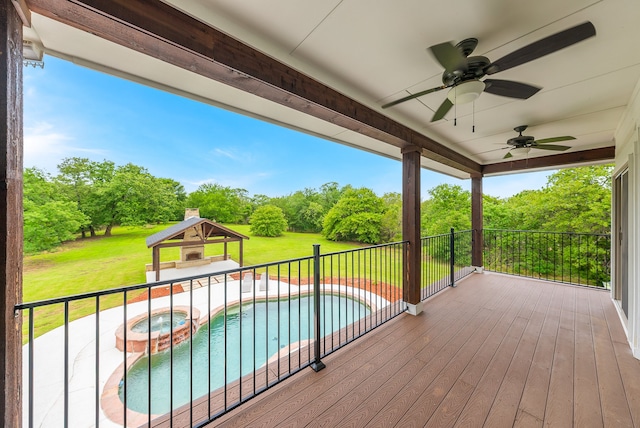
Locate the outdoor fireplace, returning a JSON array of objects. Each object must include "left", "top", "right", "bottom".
[
  {"left": 185, "top": 252, "right": 202, "bottom": 261},
  {"left": 180, "top": 208, "right": 205, "bottom": 263}
]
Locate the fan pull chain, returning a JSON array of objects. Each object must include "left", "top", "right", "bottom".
[
  {"left": 454, "top": 87, "right": 457, "bottom": 126},
  {"left": 472, "top": 101, "right": 475, "bottom": 133}
]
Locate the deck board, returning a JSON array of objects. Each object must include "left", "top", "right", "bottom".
[
  {"left": 482, "top": 282, "right": 549, "bottom": 428},
  {"left": 574, "top": 287, "right": 604, "bottom": 428},
  {"left": 544, "top": 286, "right": 576, "bottom": 427},
  {"left": 195, "top": 273, "right": 640, "bottom": 428},
  {"left": 515, "top": 283, "right": 562, "bottom": 424},
  {"left": 589, "top": 289, "right": 635, "bottom": 427}
]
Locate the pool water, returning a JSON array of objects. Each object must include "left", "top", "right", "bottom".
[{"left": 119, "top": 294, "right": 370, "bottom": 414}]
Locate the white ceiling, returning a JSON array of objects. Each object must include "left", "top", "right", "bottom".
[{"left": 24, "top": 0, "right": 640, "bottom": 178}]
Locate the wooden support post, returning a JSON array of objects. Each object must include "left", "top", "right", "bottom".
[
  {"left": 153, "top": 246, "right": 160, "bottom": 281},
  {"left": 402, "top": 146, "right": 421, "bottom": 313},
  {"left": 471, "top": 173, "right": 483, "bottom": 269},
  {"left": 1, "top": 2, "right": 23, "bottom": 426},
  {"left": 239, "top": 240, "right": 244, "bottom": 267}
]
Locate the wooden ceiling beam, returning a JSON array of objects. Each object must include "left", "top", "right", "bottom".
[
  {"left": 481, "top": 146, "right": 615, "bottom": 175},
  {"left": 27, "top": 0, "right": 482, "bottom": 174}
]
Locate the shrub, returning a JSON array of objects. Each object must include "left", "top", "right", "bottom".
[
  {"left": 322, "top": 187, "right": 385, "bottom": 244},
  {"left": 249, "top": 205, "right": 288, "bottom": 237}
]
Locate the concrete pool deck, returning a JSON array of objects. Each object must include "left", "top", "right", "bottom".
[{"left": 23, "top": 276, "right": 391, "bottom": 427}]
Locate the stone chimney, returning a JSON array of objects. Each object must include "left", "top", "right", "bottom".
[
  {"left": 180, "top": 208, "right": 205, "bottom": 264},
  {"left": 184, "top": 208, "right": 200, "bottom": 220}
]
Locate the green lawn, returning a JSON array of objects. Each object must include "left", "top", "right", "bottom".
[
  {"left": 23, "top": 224, "right": 363, "bottom": 301},
  {"left": 22, "top": 224, "right": 364, "bottom": 338}
]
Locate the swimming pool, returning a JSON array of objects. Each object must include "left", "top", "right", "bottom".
[{"left": 119, "top": 293, "right": 371, "bottom": 414}]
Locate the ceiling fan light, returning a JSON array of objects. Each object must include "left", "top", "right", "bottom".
[
  {"left": 510, "top": 147, "right": 531, "bottom": 157},
  {"left": 447, "top": 80, "right": 485, "bottom": 104}
]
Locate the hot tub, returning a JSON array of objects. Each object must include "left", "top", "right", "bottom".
[{"left": 115, "top": 306, "right": 200, "bottom": 354}]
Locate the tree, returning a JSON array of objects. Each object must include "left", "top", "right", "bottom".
[
  {"left": 421, "top": 184, "right": 471, "bottom": 235},
  {"left": 56, "top": 157, "right": 115, "bottom": 237},
  {"left": 276, "top": 189, "right": 324, "bottom": 232},
  {"left": 323, "top": 187, "right": 385, "bottom": 244},
  {"left": 482, "top": 194, "right": 511, "bottom": 230},
  {"left": 318, "top": 182, "right": 344, "bottom": 212},
  {"left": 186, "top": 183, "right": 248, "bottom": 223},
  {"left": 271, "top": 183, "right": 347, "bottom": 233},
  {"left": 249, "top": 205, "right": 288, "bottom": 237},
  {"left": 24, "top": 168, "right": 87, "bottom": 252},
  {"left": 89, "top": 163, "right": 182, "bottom": 235},
  {"left": 482, "top": 165, "right": 613, "bottom": 286},
  {"left": 158, "top": 178, "right": 188, "bottom": 220},
  {"left": 488, "top": 165, "right": 613, "bottom": 233},
  {"left": 300, "top": 201, "right": 325, "bottom": 233},
  {"left": 380, "top": 192, "right": 402, "bottom": 242},
  {"left": 539, "top": 165, "right": 612, "bottom": 233},
  {"left": 241, "top": 194, "right": 272, "bottom": 223}
]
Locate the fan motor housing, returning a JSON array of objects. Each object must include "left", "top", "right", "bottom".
[
  {"left": 442, "top": 56, "right": 490, "bottom": 86},
  {"left": 507, "top": 135, "right": 535, "bottom": 147}
]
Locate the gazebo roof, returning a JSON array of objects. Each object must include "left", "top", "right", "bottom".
[{"left": 145, "top": 217, "right": 249, "bottom": 248}]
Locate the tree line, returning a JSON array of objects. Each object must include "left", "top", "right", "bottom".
[
  {"left": 421, "top": 165, "right": 612, "bottom": 236},
  {"left": 23, "top": 157, "right": 612, "bottom": 254},
  {"left": 421, "top": 165, "right": 612, "bottom": 286}
]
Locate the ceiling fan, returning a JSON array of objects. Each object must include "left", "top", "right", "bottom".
[
  {"left": 502, "top": 125, "right": 575, "bottom": 159},
  {"left": 382, "top": 22, "right": 596, "bottom": 122}
]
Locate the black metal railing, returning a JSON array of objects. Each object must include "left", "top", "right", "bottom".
[
  {"left": 420, "top": 229, "right": 475, "bottom": 300},
  {"left": 483, "top": 229, "right": 611, "bottom": 287},
  {"left": 16, "top": 241, "right": 407, "bottom": 428},
  {"left": 317, "top": 242, "right": 407, "bottom": 356}
]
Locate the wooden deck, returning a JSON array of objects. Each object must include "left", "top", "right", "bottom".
[{"left": 205, "top": 272, "right": 640, "bottom": 427}]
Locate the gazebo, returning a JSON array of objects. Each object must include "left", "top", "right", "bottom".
[{"left": 145, "top": 216, "right": 248, "bottom": 281}]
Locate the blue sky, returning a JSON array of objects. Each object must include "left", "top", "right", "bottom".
[{"left": 23, "top": 56, "right": 552, "bottom": 199}]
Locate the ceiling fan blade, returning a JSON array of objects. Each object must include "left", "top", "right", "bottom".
[
  {"left": 476, "top": 147, "right": 510, "bottom": 155},
  {"left": 429, "top": 42, "right": 468, "bottom": 73},
  {"left": 503, "top": 151, "right": 513, "bottom": 159},
  {"left": 486, "top": 21, "right": 596, "bottom": 75},
  {"left": 483, "top": 79, "right": 541, "bottom": 99},
  {"left": 534, "top": 144, "right": 571, "bottom": 151},
  {"left": 381, "top": 85, "right": 447, "bottom": 109},
  {"left": 534, "top": 136, "right": 576, "bottom": 144},
  {"left": 431, "top": 98, "right": 454, "bottom": 122}
]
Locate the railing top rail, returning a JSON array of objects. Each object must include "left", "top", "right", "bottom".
[
  {"left": 483, "top": 229, "right": 610, "bottom": 237},
  {"left": 420, "top": 229, "right": 473, "bottom": 240},
  {"left": 319, "top": 240, "right": 408, "bottom": 258},
  {"left": 452, "top": 229, "right": 473, "bottom": 235},
  {"left": 421, "top": 233, "right": 449, "bottom": 239}
]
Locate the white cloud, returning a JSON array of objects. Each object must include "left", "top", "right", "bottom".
[
  {"left": 183, "top": 177, "right": 218, "bottom": 189},
  {"left": 24, "top": 122, "right": 109, "bottom": 173},
  {"left": 208, "top": 146, "right": 262, "bottom": 166},
  {"left": 211, "top": 148, "right": 240, "bottom": 161}
]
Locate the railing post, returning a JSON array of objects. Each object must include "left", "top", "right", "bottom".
[
  {"left": 311, "top": 244, "right": 325, "bottom": 372},
  {"left": 450, "top": 228, "right": 456, "bottom": 287}
]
